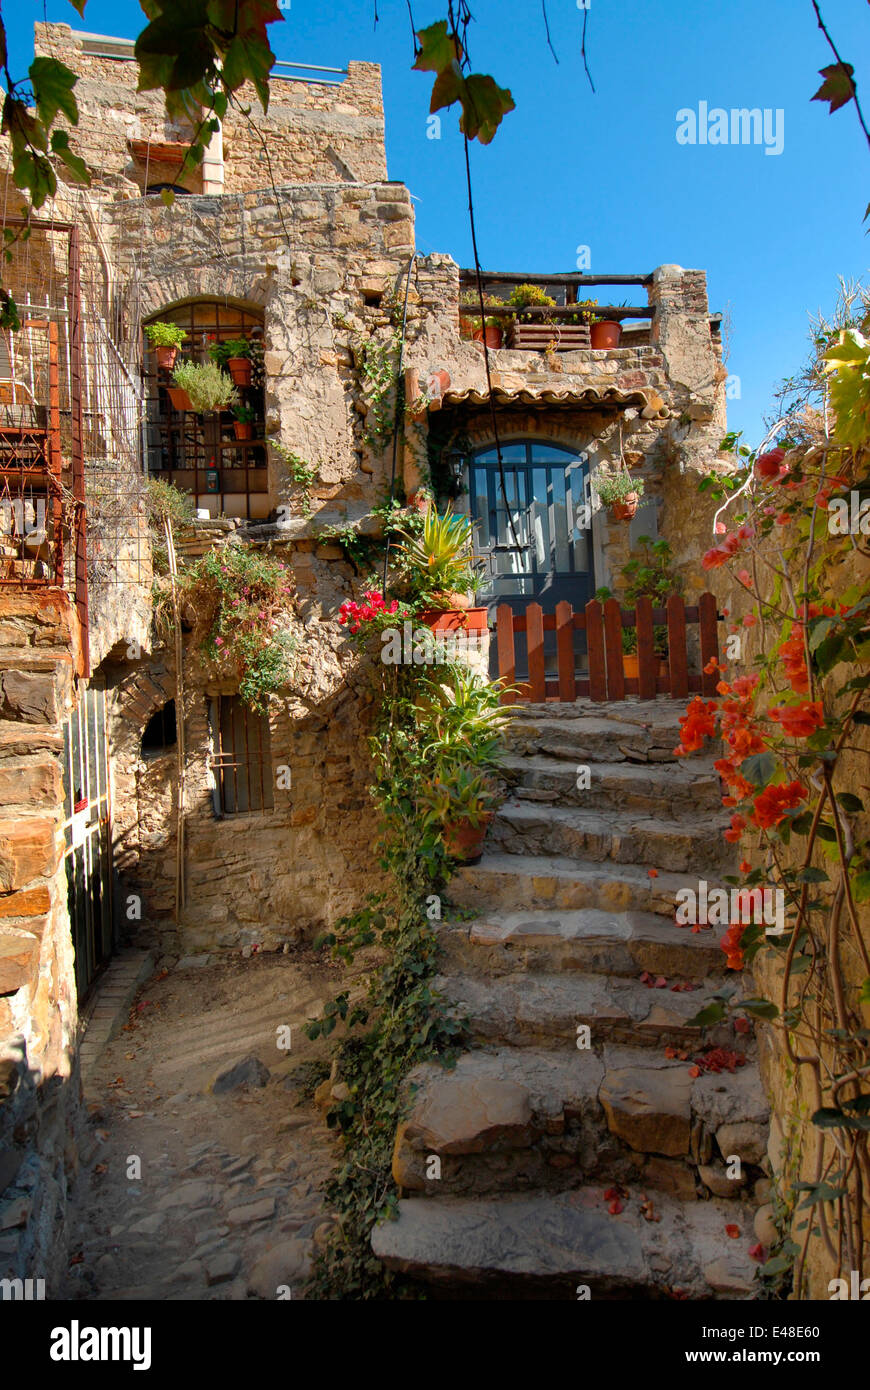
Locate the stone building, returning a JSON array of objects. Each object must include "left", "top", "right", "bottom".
[{"left": 0, "top": 21, "right": 741, "bottom": 1293}]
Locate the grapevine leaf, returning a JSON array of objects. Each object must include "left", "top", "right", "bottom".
[
  {"left": 29, "top": 56, "right": 79, "bottom": 128},
  {"left": 811, "top": 62, "right": 856, "bottom": 115}
]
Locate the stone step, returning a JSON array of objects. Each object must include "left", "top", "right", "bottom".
[
  {"left": 392, "top": 1045, "right": 766, "bottom": 1198},
  {"left": 450, "top": 851, "right": 724, "bottom": 919},
  {"left": 504, "top": 709, "right": 692, "bottom": 765},
  {"left": 371, "top": 1188, "right": 760, "bottom": 1298},
  {"left": 501, "top": 754, "right": 722, "bottom": 816},
  {"left": 438, "top": 969, "right": 707, "bottom": 1050},
  {"left": 438, "top": 907, "right": 725, "bottom": 979},
  {"left": 490, "top": 801, "right": 730, "bottom": 872}
]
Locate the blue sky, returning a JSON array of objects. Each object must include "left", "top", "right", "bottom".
[{"left": 6, "top": 0, "right": 869, "bottom": 441}]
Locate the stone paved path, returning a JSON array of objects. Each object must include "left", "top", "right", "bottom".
[{"left": 63, "top": 947, "right": 345, "bottom": 1301}]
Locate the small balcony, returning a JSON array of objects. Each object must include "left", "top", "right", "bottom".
[{"left": 457, "top": 269, "right": 656, "bottom": 354}]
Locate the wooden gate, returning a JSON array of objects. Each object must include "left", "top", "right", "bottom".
[{"left": 496, "top": 593, "right": 720, "bottom": 703}]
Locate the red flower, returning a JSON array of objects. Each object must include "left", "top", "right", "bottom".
[
  {"left": 779, "top": 625, "right": 809, "bottom": 694},
  {"left": 769, "top": 700, "right": 824, "bottom": 739},
  {"left": 723, "top": 813, "right": 747, "bottom": 843},
  {"left": 755, "top": 447, "right": 787, "bottom": 480},
  {"left": 751, "top": 780, "right": 806, "bottom": 830}
]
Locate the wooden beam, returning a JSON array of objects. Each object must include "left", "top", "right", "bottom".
[
  {"left": 459, "top": 271, "right": 654, "bottom": 286},
  {"left": 458, "top": 304, "right": 654, "bottom": 320}
]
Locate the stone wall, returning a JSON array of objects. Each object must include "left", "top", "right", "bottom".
[
  {"left": 725, "top": 534, "right": 870, "bottom": 1298},
  {"left": 34, "top": 24, "right": 387, "bottom": 194},
  {"left": 0, "top": 591, "right": 83, "bottom": 1292},
  {"left": 102, "top": 532, "right": 386, "bottom": 953}
]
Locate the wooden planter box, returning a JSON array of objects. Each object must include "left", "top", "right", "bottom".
[{"left": 508, "top": 322, "right": 591, "bottom": 351}]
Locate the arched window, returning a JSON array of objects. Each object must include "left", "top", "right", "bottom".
[
  {"left": 143, "top": 300, "right": 269, "bottom": 520},
  {"left": 468, "top": 439, "right": 593, "bottom": 609}
]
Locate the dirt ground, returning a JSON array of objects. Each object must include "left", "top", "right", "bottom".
[{"left": 62, "top": 947, "right": 352, "bottom": 1301}]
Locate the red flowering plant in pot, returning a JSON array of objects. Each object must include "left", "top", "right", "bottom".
[
  {"left": 337, "top": 589, "right": 420, "bottom": 657},
  {"left": 671, "top": 316, "right": 870, "bottom": 1295}
]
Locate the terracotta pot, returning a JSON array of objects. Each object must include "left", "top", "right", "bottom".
[
  {"left": 590, "top": 320, "right": 622, "bottom": 350},
  {"left": 155, "top": 344, "right": 178, "bottom": 370},
  {"left": 233, "top": 421, "right": 254, "bottom": 441},
  {"left": 622, "top": 653, "right": 668, "bottom": 681},
  {"left": 473, "top": 325, "right": 503, "bottom": 350},
  {"left": 609, "top": 492, "right": 640, "bottom": 521},
  {"left": 167, "top": 386, "right": 192, "bottom": 412},
  {"left": 427, "top": 368, "right": 451, "bottom": 397},
  {"left": 419, "top": 606, "right": 488, "bottom": 633},
  {"left": 227, "top": 357, "right": 252, "bottom": 387},
  {"left": 442, "top": 811, "right": 493, "bottom": 863}
]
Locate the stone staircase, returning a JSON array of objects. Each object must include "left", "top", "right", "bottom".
[{"left": 372, "top": 699, "right": 771, "bottom": 1299}]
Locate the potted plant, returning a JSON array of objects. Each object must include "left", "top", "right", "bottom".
[
  {"left": 590, "top": 302, "right": 626, "bottom": 350},
  {"left": 596, "top": 471, "right": 645, "bottom": 521},
  {"left": 394, "top": 504, "right": 487, "bottom": 631},
  {"left": 208, "top": 337, "right": 253, "bottom": 386},
  {"left": 459, "top": 294, "right": 505, "bottom": 349},
  {"left": 170, "top": 360, "right": 238, "bottom": 415},
  {"left": 233, "top": 403, "right": 256, "bottom": 441},
  {"left": 620, "top": 535, "right": 682, "bottom": 674},
  {"left": 144, "top": 320, "right": 187, "bottom": 370},
  {"left": 596, "top": 587, "right": 642, "bottom": 679},
  {"left": 420, "top": 766, "right": 498, "bottom": 862},
  {"left": 414, "top": 668, "right": 515, "bottom": 860},
  {"left": 596, "top": 538, "right": 682, "bottom": 679}
]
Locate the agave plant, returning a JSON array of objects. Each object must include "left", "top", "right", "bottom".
[
  {"left": 417, "top": 765, "right": 498, "bottom": 829},
  {"left": 394, "top": 504, "right": 477, "bottom": 601},
  {"left": 413, "top": 668, "right": 513, "bottom": 771}
]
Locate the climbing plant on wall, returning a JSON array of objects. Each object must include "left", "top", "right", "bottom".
[{"left": 678, "top": 302, "right": 870, "bottom": 1295}]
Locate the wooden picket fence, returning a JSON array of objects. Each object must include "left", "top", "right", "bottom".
[{"left": 496, "top": 593, "right": 720, "bottom": 704}]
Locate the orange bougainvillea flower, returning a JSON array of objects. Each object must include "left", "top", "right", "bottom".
[
  {"left": 648, "top": 868, "right": 659, "bottom": 878},
  {"left": 725, "top": 1224, "right": 742, "bottom": 1239},
  {"left": 703, "top": 657, "right": 721, "bottom": 675},
  {"left": 721, "top": 922, "right": 746, "bottom": 970},
  {"left": 743, "top": 613, "right": 758, "bottom": 628},
  {"left": 779, "top": 624, "right": 809, "bottom": 694},
  {"left": 769, "top": 700, "right": 824, "bottom": 739},
  {"left": 751, "top": 780, "right": 807, "bottom": 830},
  {"left": 739, "top": 859, "right": 751, "bottom": 873},
  {"left": 676, "top": 697, "right": 718, "bottom": 753},
  {"left": 723, "top": 813, "right": 747, "bottom": 843}
]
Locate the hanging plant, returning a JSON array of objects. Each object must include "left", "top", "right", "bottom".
[
  {"left": 596, "top": 470, "right": 645, "bottom": 520},
  {"left": 171, "top": 359, "right": 238, "bottom": 414}
]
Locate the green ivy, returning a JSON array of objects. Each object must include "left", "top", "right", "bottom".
[
  {"left": 183, "top": 546, "right": 296, "bottom": 712},
  {"left": 303, "top": 665, "right": 479, "bottom": 1299}
]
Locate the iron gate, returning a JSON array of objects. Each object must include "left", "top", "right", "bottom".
[{"left": 62, "top": 682, "right": 115, "bottom": 998}]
